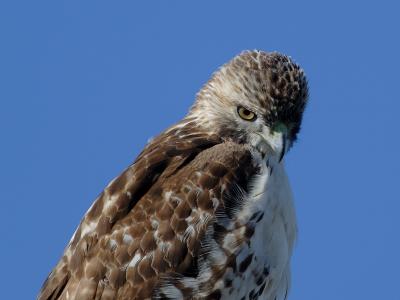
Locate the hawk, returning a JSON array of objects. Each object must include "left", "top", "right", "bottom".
[{"left": 38, "top": 50, "right": 308, "bottom": 300}]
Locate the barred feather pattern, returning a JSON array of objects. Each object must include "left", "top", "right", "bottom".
[{"left": 38, "top": 49, "right": 308, "bottom": 300}]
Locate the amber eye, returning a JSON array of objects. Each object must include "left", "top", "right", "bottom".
[{"left": 237, "top": 106, "right": 257, "bottom": 121}]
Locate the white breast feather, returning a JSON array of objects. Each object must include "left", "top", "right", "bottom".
[{"left": 228, "top": 152, "right": 297, "bottom": 300}]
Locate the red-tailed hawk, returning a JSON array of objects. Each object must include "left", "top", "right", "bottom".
[{"left": 38, "top": 50, "right": 308, "bottom": 300}]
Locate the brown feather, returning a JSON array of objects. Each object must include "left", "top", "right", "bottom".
[
  {"left": 38, "top": 118, "right": 224, "bottom": 299},
  {"left": 38, "top": 121, "right": 258, "bottom": 299},
  {"left": 38, "top": 50, "right": 308, "bottom": 300}
]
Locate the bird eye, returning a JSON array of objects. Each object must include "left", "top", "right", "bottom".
[{"left": 237, "top": 106, "right": 257, "bottom": 121}]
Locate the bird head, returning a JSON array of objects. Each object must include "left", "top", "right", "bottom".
[{"left": 190, "top": 50, "right": 309, "bottom": 161}]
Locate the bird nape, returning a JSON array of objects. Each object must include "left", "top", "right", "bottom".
[{"left": 38, "top": 50, "right": 308, "bottom": 300}]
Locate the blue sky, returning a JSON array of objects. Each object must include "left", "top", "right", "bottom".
[{"left": 1, "top": 1, "right": 399, "bottom": 299}]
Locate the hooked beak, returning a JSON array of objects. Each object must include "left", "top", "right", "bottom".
[
  {"left": 270, "top": 122, "right": 289, "bottom": 162},
  {"left": 266, "top": 130, "right": 287, "bottom": 162},
  {"left": 278, "top": 133, "right": 287, "bottom": 162},
  {"left": 255, "top": 123, "right": 289, "bottom": 163}
]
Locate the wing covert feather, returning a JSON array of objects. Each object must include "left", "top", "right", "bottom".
[{"left": 38, "top": 124, "right": 258, "bottom": 299}]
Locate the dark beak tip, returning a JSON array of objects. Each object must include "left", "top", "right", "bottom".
[
  {"left": 278, "top": 136, "right": 287, "bottom": 163},
  {"left": 278, "top": 151, "right": 285, "bottom": 162}
]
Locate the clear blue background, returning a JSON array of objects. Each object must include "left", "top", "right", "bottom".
[{"left": 1, "top": 1, "right": 399, "bottom": 299}]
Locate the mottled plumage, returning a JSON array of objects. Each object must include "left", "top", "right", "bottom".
[{"left": 38, "top": 50, "right": 308, "bottom": 300}]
